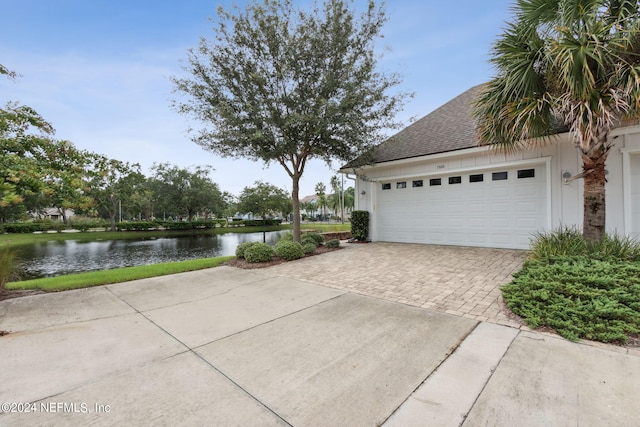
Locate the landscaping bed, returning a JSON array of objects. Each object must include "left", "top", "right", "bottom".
[
  {"left": 224, "top": 244, "right": 340, "bottom": 269},
  {"left": 502, "top": 227, "right": 640, "bottom": 346}
]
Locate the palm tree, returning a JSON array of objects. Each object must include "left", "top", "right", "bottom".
[
  {"left": 473, "top": 0, "right": 640, "bottom": 242},
  {"left": 315, "top": 182, "right": 328, "bottom": 221}
]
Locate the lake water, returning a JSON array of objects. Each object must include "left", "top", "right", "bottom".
[{"left": 15, "top": 230, "right": 289, "bottom": 279}]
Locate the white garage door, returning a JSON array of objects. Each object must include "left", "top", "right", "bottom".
[
  {"left": 631, "top": 154, "right": 640, "bottom": 239},
  {"left": 376, "top": 164, "right": 547, "bottom": 249}
]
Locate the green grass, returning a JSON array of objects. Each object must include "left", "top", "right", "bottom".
[
  {"left": 6, "top": 256, "right": 234, "bottom": 292},
  {"left": 502, "top": 227, "right": 640, "bottom": 344},
  {"left": 299, "top": 223, "right": 351, "bottom": 232}
]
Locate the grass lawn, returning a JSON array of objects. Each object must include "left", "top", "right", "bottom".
[{"left": 6, "top": 256, "right": 235, "bottom": 292}]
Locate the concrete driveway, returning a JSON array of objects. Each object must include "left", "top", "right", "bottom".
[{"left": 1, "top": 243, "right": 639, "bottom": 426}]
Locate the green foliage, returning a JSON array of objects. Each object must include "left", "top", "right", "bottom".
[
  {"left": 235, "top": 241, "right": 259, "bottom": 259},
  {"left": 279, "top": 232, "right": 294, "bottom": 242},
  {"left": 236, "top": 181, "right": 292, "bottom": 221},
  {"left": 1, "top": 222, "right": 62, "bottom": 234},
  {"left": 530, "top": 226, "right": 640, "bottom": 261},
  {"left": 473, "top": 0, "right": 640, "bottom": 241},
  {"left": 241, "top": 219, "right": 283, "bottom": 226},
  {"left": 351, "top": 210, "right": 369, "bottom": 241},
  {"left": 326, "top": 239, "right": 340, "bottom": 248},
  {"left": 69, "top": 217, "right": 109, "bottom": 231},
  {"left": 302, "top": 232, "right": 324, "bottom": 246},
  {"left": 172, "top": 0, "right": 409, "bottom": 241},
  {"left": 244, "top": 242, "right": 275, "bottom": 263},
  {"left": 116, "top": 221, "right": 159, "bottom": 231},
  {"left": 301, "top": 233, "right": 320, "bottom": 248},
  {"left": 7, "top": 256, "right": 234, "bottom": 291},
  {"left": 0, "top": 246, "right": 17, "bottom": 291},
  {"left": 275, "top": 240, "right": 304, "bottom": 261},
  {"left": 151, "top": 163, "right": 226, "bottom": 223},
  {"left": 302, "top": 242, "right": 317, "bottom": 254},
  {"left": 502, "top": 256, "right": 640, "bottom": 344}
]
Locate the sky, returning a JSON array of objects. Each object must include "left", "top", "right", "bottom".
[{"left": 1, "top": 0, "right": 514, "bottom": 198}]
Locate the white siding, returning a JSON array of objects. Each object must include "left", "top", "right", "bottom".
[{"left": 631, "top": 154, "right": 640, "bottom": 239}]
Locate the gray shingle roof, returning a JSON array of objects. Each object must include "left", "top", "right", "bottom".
[{"left": 367, "top": 84, "right": 484, "bottom": 164}]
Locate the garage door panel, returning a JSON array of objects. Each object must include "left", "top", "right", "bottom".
[{"left": 376, "top": 164, "right": 547, "bottom": 249}]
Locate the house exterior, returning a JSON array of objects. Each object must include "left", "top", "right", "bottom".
[{"left": 342, "top": 85, "right": 640, "bottom": 250}]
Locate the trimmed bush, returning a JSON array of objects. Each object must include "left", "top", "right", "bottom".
[
  {"left": 279, "top": 232, "right": 294, "bottom": 242},
  {"left": 116, "top": 221, "right": 161, "bottom": 231},
  {"left": 302, "top": 242, "right": 317, "bottom": 254},
  {"left": 326, "top": 239, "right": 340, "bottom": 248},
  {"left": 235, "top": 241, "right": 259, "bottom": 259},
  {"left": 301, "top": 234, "right": 319, "bottom": 248},
  {"left": 302, "top": 232, "right": 324, "bottom": 246},
  {"left": 351, "top": 210, "right": 369, "bottom": 241},
  {"left": 241, "top": 219, "right": 283, "bottom": 226},
  {"left": 275, "top": 241, "right": 304, "bottom": 261},
  {"left": 244, "top": 243, "right": 275, "bottom": 263}
]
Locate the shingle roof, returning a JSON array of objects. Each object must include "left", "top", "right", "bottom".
[{"left": 367, "top": 84, "right": 484, "bottom": 165}]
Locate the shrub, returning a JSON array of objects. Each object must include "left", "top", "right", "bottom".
[
  {"left": 351, "top": 210, "right": 369, "bottom": 241},
  {"left": 235, "top": 241, "right": 259, "bottom": 259},
  {"left": 302, "top": 242, "right": 317, "bottom": 254},
  {"left": 275, "top": 241, "right": 304, "bottom": 261},
  {"left": 326, "top": 239, "right": 340, "bottom": 248},
  {"left": 302, "top": 232, "right": 324, "bottom": 246},
  {"left": 244, "top": 243, "right": 275, "bottom": 263},
  {"left": 279, "top": 232, "right": 294, "bottom": 242},
  {"left": 530, "top": 226, "right": 640, "bottom": 261},
  {"left": 116, "top": 221, "right": 161, "bottom": 231},
  {"left": 301, "top": 234, "right": 319, "bottom": 248},
  {"left": 502, "top": 256, "right": 640, "bottom": 344},
  {"left": 69, "top": 217, "right": 109, "bottom": 231},
  {"left": 2, "top": 223, "right": 41, "bottom": 234}
]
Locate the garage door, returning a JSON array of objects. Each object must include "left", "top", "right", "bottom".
[
  {"left": 376, "top": 164, "right": 547, "bottom": 249},
  {"left": 631, "top": 154, "right": 640, "bottom": 239}
]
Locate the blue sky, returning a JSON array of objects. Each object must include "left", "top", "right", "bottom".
[{"left": 1, "top": 0, "right": 513, "bottom": 197}]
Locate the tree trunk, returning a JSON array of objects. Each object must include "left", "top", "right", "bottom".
[
  {"left": 292, "top": 174, "right": 301, "bottom": 242},
  {"left": 581, "top": 150, "right": 608, "bottom": 242}
]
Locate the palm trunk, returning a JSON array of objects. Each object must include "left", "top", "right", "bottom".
[{"left": 581, "top": 149, "right": 608, "bottom": 242}]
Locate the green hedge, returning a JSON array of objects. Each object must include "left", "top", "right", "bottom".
[
  {"left": 275, "top": 241, "right": 304, "bottom": 261},
  {"left": 241, "top": 219, "right": 283, "bottom": 226},
  {"left": 350, "top": 211, "right": 369, "bottom": 241},
  {"left": 244, "top": 242, "right": 275, "bottom": 263},
  {"left": 1, "top": 222, "right": 65, "bottom": 233},
  {"left": 236, "top": 241, "right": 259, "bottom": 259}
]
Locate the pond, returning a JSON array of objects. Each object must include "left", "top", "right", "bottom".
[{"left": 15, "top": 230, "right": 289, "bottom": 279}]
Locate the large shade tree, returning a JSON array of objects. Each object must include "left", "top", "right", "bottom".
[
  {"left": 473, "top": 0, "right": 640, "bottom": 242},
  {"left": 237, "top": 181, "right": 292, "bottom": 221},
  {"left": 172, "top": 0, "right": 408, "bottom": 241},
  {"left": 151, "top": 163, "right": 225, "bottom": 222}
]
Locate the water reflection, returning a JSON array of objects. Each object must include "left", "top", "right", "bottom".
[{"left": 16, "top": 230, "right": 288, "bottom": 279}]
